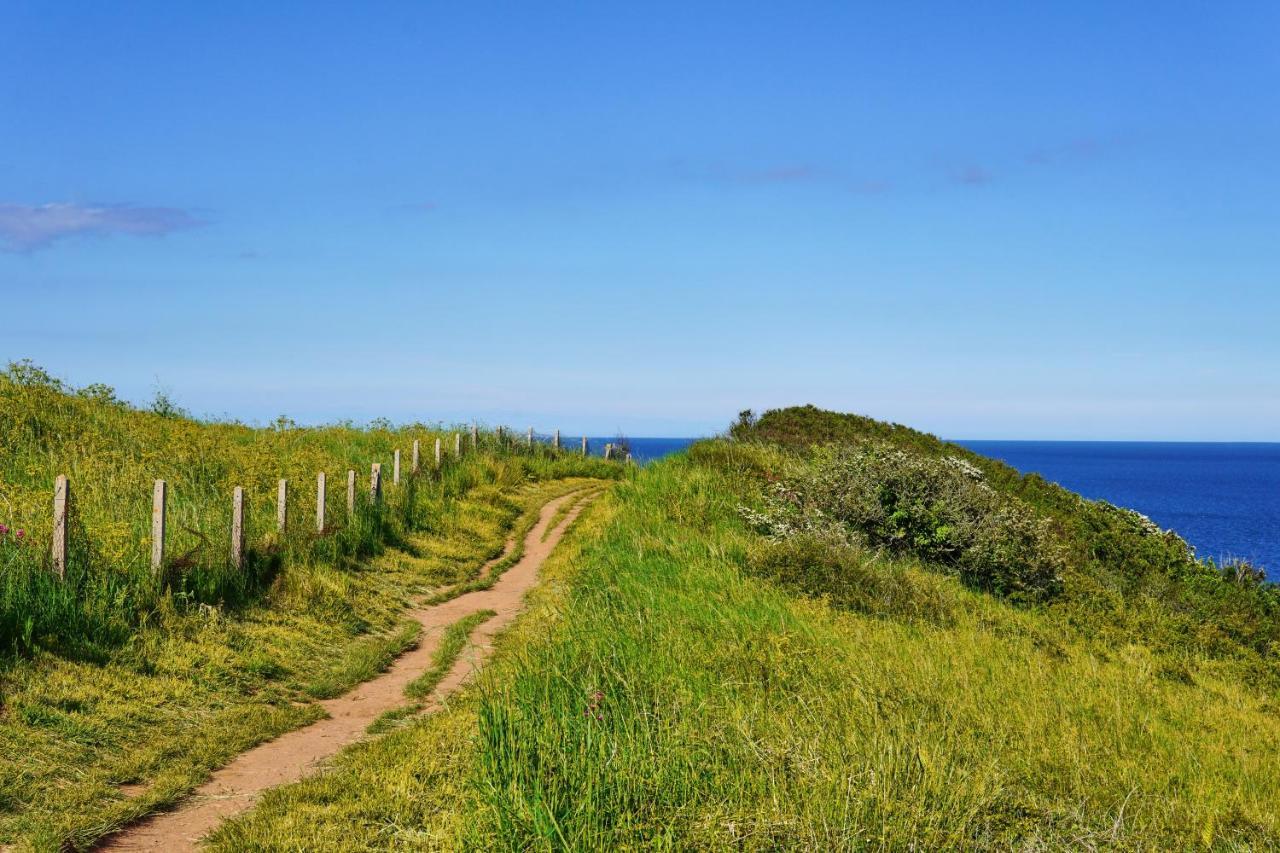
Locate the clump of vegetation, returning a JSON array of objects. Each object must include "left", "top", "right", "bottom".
[{"left": 741, "top": 443, "right": 1065, "bottom": 600}]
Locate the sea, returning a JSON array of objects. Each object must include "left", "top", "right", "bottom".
[
  {"left": 955, "top": 441, "right": 1280, "bottom": 579},
  {"left": 584, "top": 437, "right": 1280, "bottom": 580}
]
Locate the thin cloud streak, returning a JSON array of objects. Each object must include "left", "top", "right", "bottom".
[
  {"left": 953, "top": 165, "right": 993, "bottom": 186},
  {"left": 0, "top": 202, "right": 204, "bottom": 252}
]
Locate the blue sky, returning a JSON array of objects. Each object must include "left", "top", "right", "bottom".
[{"left": 2, "top": 3, "right": 1278, "bottom": 439}]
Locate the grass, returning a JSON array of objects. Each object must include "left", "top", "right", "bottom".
[
  {"left": 365, "top": 609, "right": 496, "bottom": 737},
  {"left": 0, "top": 363, "right": 620, "bottom": 850},
  {"left": 213, "top": 429, "right": 1280, "bottom": 849},
  {"left": 405, "top": 609, "right": 497, "bottom": 701}
]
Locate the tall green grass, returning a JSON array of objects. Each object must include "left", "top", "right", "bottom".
[
  {"left": 0, "top": 361, "right": 616, "bottom": 659},
  {"left": 215, "top": 434, "right": 1280, "bottom": 849}
]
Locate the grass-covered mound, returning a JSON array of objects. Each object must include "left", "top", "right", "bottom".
[{"left": 217, "top": 405, "right": 1280, "bottom": 849}]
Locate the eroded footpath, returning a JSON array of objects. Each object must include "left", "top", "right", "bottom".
[{"left": 98, "top": 488, "right": 596, "bottom": 851}]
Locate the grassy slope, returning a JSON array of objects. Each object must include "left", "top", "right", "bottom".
[
  {"left": 218, "top": 414, "right": 1280, "bottom": 849},
  {"left": 0, "top": 365, "right": 618, "bottom": 849}
]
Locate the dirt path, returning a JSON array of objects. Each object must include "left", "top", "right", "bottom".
[{"left": 98, "top": 488, "right": 596, "bottom": 851}]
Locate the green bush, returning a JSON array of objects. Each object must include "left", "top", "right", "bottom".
[{"left": 742, "top": 444, "right": 1065, "bottom": 601}]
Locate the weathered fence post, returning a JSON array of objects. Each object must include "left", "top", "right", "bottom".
[
  {"left": 231, "top": 486, "right": 245, "bottom": 569},
  {"left": 346, "top": 469, "right": 356, "bottom": 514},
  {"left": 454, "top": 432, "right": 461, "bottom": 457},
  {"left": 316, "top": 471, "right": 326, "bottom": 533},
  {"left": 370, "top": 463, "right": 382, "bottom": 502},
  {"left": 412, "top": 440, "right": 420, "bottom": 474},
  {"left": 51, "top": 474, "right": 69, "bottom": 578},
  {"left": 151, "top": 479, "right": 166, "bottom": 573},
  {"left": 393, "top": 450, "right": 401, "bottom": 486},
  {"left": 582, "top": 436, "right": 588, "bottom": 456},
  {"left": 554, "top": 429, "right": 560, "bottom": 450},
  {"left": 471, "top": 424, "right": 478, "bottom": 449},
  {"left": 435, "top": 437, "right": 442, "bottom": 468},
  {"left": 605, "top": 443, "right": 613, "bottom": 460},
  {"left": 528, "top": 426, "right": 534, "bottom": 447},
  {"left": 277, "top": 478, "right": 288, "bottom": 533},
  {"left": 626, "top": 452, "right": 633, "bottom": 465}
]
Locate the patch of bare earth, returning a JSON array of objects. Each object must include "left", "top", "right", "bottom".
[{"left": 97, "top": 488, "right": 595, "bottom": 851}]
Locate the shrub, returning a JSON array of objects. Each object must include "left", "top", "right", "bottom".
[{"left": 741, "top": 444, "right": 1065, "bottom": 601}]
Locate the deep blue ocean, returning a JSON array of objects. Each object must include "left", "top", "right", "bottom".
[
  {"left": 582, "top": 437, "right": 699, "bottom": 464},
  {"left": 955, "top": 441, "right": 1280, "bottom": 579}
]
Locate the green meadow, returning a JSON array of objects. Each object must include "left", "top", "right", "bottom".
[{"left": 216, "top": 409, "right": 1280, "bottom": 850}]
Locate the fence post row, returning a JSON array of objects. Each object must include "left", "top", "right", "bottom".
[
  {"left": 42, "top": 420, "right": 619, "bottom": 583},
  {"left": 316, "top": 471, "right": 327, "bottom": 533},
  {"left": 393, "top": 449, "right": 401, "bottom": 486},
  {"left": 151, "top": 479, "right": 166, "bottom": 573},
  {"left": 231, "top": 486, "right": 245, "bottom": 569}
]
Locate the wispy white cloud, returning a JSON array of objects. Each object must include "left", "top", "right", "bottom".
[{"left": 0, "top": 202, "right": 204, "bottom": 252}]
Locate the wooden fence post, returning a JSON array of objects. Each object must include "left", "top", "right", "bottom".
[
  {"left": 393, "top": 450, "right": 401, "bottom": 486},
  {"left": 231, "top": 486, "right": 245, "bottom": 569},
  {"left": 151, "top": 479, "right": 166, "bottom": 573},
  {"left": 51, "top": 474, "right": 69, "bottom": 579},
  {"left": 316, "top": 472, "right": 326, "bottom": 533},
  {"left": 605, "top": 443, "right": 612, "bottom": 460},
  {"left": 412, "top": 440, "right": 420, "bottom": 474},
  {"left": 346, "top": 469, "right": 356, "bottom": 514},
  {"left": 471, "top": 424, "right": 478, "bottom": 449},
  {"left": 435, "top": 437, "right": 442, "bottom": 468},
  {"left": 277, "top": 479, "right": 288, "bottom": 533},
  {"left": 554, "top": 429, "right": 560, "bottom": 450},
  {"left": 370, "top": 463, "right": 382, "bottom": 502},
  {"left": 582, "top": 436, "right": 588, "bottom": 456},
  {"left": 528, "top": 426, "right": 534, "bottom": 447},
  {"left": 454, "top": 432, "right": 461, "bottom": 457}
]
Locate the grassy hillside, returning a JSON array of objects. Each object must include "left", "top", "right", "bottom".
[
  {"left": 0, "top": 361, "right": 609, "bottom": 659},
  {"left": 217, "top": 406, "right": 1280, "bottom": 849},
  {"left": 0, "top": 363, "right": 618, "bottom": 848}
]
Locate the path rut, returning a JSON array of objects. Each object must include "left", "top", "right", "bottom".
[{"left": 98, "top": 487, "right": 596, "bottom": 851}]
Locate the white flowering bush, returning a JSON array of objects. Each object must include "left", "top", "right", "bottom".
[{"left": 741, "top": 444, "right": 1065, "bottom": 600}]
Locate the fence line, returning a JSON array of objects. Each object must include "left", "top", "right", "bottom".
[{"left": 37, "top": 425, "right": 624, "bottom": 581}]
